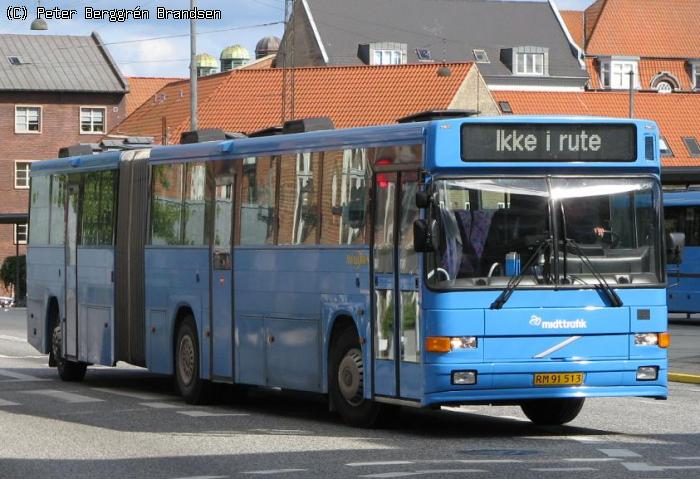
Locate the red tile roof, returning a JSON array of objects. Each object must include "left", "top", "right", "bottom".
[
  {"left": 585, "top": 0, "right": 700, "bottom": 58},
  {"left": 124, "top": 77, "right": 183, "bottom": 116},
  {"left": 586, "top": 58, "right": 693, "bottom": 91},
  {"left": 493, "top": 90, "right": 700, "bottom": 167},
  {"left": 114, "top": 63, "right": 476, "bottom": 144},
  {"left": 560, "top": 10, "right": 584, "bottom": 47}
]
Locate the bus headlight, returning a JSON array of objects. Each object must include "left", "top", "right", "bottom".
[
  {"left": 635, "top": 332, "right": 670, "bottom": 348},
  {"left": 452, "top": 370, "right": 477, "bottom": 385},
  {"left": 426, "top": 336, "right": 478, "bottom": 353},
  {"left": 636, "top": 366, "right": 658, "bottom": 381}
]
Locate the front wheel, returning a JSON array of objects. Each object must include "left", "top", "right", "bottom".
[
  {"left": 175, "top": 315, "right": 211, "bottom": 404},
  {"left": 51, "top": 319, "right": 87, "bottom": 382},
  {"left": 329, "top": 327, "right": 386, "bottom": 428},
  {"left": 520, "top": 397, "right": 585, "bottom": 425}
]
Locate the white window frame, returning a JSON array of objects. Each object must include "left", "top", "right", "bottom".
[
  {"left": 515, "top": 52, "right": 545, "bottom": 76},
  {"left": 14, "top": 160, "right": 33, "bottom": 189},
  {"left": 372, "top": 49, "right": 402, "bottom": 65},
  {"left": 14, "top": 105, "right": 42, "bottom": 134},
  {"left": 659, "top": 137, "right": 673, "bottom": 157},
  {"left": 14, "top": 223, "right": 28, "bottom": 245},
  {"left": 600, "top": 58, "right": 639, "bottom": 89},
  {"left": 80, "top": 106, "right": 107, "bottom": 134}
]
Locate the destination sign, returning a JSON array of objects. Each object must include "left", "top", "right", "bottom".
[{"left": 461, "top": 123, "right": 637, "bottom": 162}]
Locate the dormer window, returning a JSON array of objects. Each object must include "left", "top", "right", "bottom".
[
  {"left": 650, "top": 72, "right": 679, "bottom": 94},
  {"left": 691, "top": 61, "right": 700, "bottom": 90},
  {"left": 599, "top": 57, "right": 639, "bottom": 89},
  {"left": 503, "top": 46, "right": 549, "bottom": 76},
  {"left": 359, "top": 42, "right": 407, "bottom": 66},
  {"left": 374, "top": 49, "right": 401, "bottom": 65}
]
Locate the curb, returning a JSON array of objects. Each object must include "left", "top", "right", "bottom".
[{"left": 668, "top": 372, "right": 700, "bottom": 384}]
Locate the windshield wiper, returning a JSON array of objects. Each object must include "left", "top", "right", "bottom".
[
  {"left": 566, "top": 239, "right": 623, "bottom": 307},
  {"left": 490, "top": 239, "right": 550, "bottom": 310}
]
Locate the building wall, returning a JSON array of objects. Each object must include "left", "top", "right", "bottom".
[
  {"left": 449, "top": 68, "right": 501, "bottom": 116},
  {"left": 0, "top": 91, "right": 125, "bottom": 295}
]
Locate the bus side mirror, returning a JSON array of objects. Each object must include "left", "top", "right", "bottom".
[
  {"left": 414, "top": 219, "right": 434, "bottom": 253},
  {"left": 415, "top": 191, "right": 430, "bottom": 209},
  {"left": 667, "top": 232, "right": 685, "bottom": 265}
]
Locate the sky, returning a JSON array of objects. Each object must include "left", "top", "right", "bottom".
[{"left": 0, "top": 0, "right": 595, "bottom": 78}]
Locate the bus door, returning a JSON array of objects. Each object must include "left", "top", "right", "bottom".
[
  {"left": 64, "top": 180, "right": 80, "bottom": 360},
  {"left": 372, "top": 170, "right": 421, "bottom": 400},
  {"left": 210, "top": 173, "right": 235, "bottom": 380}
]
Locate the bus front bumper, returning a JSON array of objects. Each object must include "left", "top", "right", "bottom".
[{"left": 422, "top": 359, "right": 668, "bottom": 406}]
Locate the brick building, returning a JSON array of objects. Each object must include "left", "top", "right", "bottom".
[{"left": 0, "top": 32, "right": 128, "bottom": 295}]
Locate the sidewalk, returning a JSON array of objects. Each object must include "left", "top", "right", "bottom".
[{"left": 669, "top": 316, "right": 700, "bottom": 384}]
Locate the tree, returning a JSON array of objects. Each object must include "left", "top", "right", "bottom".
[{"left": 0, "top": 255, "right": 26, "bottom": 301}]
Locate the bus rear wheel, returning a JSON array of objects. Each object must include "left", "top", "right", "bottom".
[
  {"left": 330, "top": 327, "right": 384, "bottom": 428},
  {"left": 520, "top": 398, "right": 585, "bottom": 425},
  {"left": 175, "top": 315, "right": 210, "bottom": 404},
  {"left": 51, "top": 317, "right": 87, "bottom": 382}
]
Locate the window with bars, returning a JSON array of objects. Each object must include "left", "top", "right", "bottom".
[
  {"left": 14, "top": 224, "right": 28, "bottom": 245},
  {"left": 15, "top": 161, "right": 32, "bottom": 189},
  {"left": 15, "top": 106, "right": 41, "bottom": 133},
  {"left": 80, "top": 107, "right": 106, "bottom": 134}
]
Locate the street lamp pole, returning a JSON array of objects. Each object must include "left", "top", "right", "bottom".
[{"left": 190, "top": 0, "right": 198, "bottom": 131}]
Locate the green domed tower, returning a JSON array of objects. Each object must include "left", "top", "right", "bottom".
[
  {"left": 196, "top": 53, "right": 218, "bottom": 77},
  {"left": 220, "top": 45, "right": 250, "bottom": 71}
]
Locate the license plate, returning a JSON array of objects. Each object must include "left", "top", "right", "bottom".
[{"left": 533, "top": 372, "right": 584, "bottom": 387}]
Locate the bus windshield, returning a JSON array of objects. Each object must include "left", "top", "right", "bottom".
[{"left": 429, "top": 176, "right": 662, "bottom": 289}]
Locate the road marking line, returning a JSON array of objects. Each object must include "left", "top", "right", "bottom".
[
  {"left": 347, "top": 462, "right": 415, "bottom": 467},
  {"left": 563, "top": 458, "right": 620, "bottom": 463},
  {"left": 529, "top": 467, "right": 598, "bottom": 472},
  {"left": 140, "top": 402, "right": 181, "bottom": 409},
  {"left": 0, "top": 369, "right": 44, "bottom": 381},
  {"left": 241, "top": 469, "right": 308, "bottom": 475},
  {"left": 622, "top": 463, "right": 664, "bottom": 472},
  {"left": 0, "top": 354, "right": 46, "bottom": 359},
  {"left": 672, "top": 457, "right": 700, "bottom": 460},
  {"left": 0, "top": 335, "right": 25, "bottom": 343},
  {"left": 0, "top": 399, "right": 19, "bottom": 407},
  {"left": 172, "top": 476, "right": 229, "bottom": 479},
  {"left": 177, "top": 410, "right": 249, "bottom": 417},
  {"left": 598, "top": 448, "right": 641, "bottom": 458},
  {"left": 24, "top": 389, "right": 104, "bottom": 403},
  {"left": 358, "top": 470, "right": 485, "bottom": 478},
  {"left": 91, "top": 387, "right": 169, "bottom": 401}
]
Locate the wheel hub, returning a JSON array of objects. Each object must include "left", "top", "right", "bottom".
[
  {"left": 178, "top": 335, "right": 195, "bottom": 386},
  {"left": 338, "top": 348, "right": 364, "bottom": 406}
]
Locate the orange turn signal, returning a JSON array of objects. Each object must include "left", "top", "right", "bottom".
[
  {"left": 658, "top": 332, "right": 670, "bottom": 348},
  {"left": 426, "top": 337, "right": 452, "bottom": 353}
]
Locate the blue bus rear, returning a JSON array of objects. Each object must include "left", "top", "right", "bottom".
[
  {"left": 26, "top": 116, "right": 669, "bottom": 428},
  {"left": 664, "top": 189, "right": 700, "bottom": 315}
]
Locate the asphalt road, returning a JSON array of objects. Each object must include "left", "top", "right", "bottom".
[{"left": 1, "top": 308, "right": 699, "bottom": 479}]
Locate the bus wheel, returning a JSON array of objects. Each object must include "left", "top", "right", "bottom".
[
  {"left": 51, "top": 318, "right": 87, "bottom": 382},
  {"left": 330, "top": 327, "right": 382, "bottom": 428},
  {"left": 520, "top": 398, "right": 585, "bottom": 425},
  {"left": 175, "top": 315, "right": 210, "bottom": 404}
]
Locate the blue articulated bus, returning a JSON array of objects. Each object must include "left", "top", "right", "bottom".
[
  {"left": 664, "top": 188, "right": 700, "bottom": 315},
  {"left": 26, "top": 115, "right": 670, "bottom": 427}
]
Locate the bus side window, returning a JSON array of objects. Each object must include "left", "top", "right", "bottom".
[
  {"left": 150, "top": 164, "right": 185, "bottom": 246},
  {"left": 29, "top": 176, "right": 50, "bottom": 245},
  {"left": 320, "top": 148, "right": 369, "bottom": 245},
  {"left": 80, "top": 171, "right": 116, "bottom": 246},
  {"left": 49, "top": 175, "right": 66, "bottom": 245},
  {"left": 239, "top": 156, "right": 277, "bottom": 245},
  {"left": 278, "top": 152, "right": 320, "bottom": 245}
]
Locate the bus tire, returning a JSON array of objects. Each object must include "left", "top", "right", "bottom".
[
  {"left": 175, "top": 315, "right": 210, "bottom": 404},
  {"left": 330, "top": 327, "right": 383, "bottom": 428},
  {"left": 51, "top": 316, "right": 87, "bottom": 382},
  {"left": 520, "top": 397, "right": 585, "bottom": 425}
]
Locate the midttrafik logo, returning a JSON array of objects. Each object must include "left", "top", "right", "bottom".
[{"left": 529, "top": 315, "right": 587, "bottom": 329}]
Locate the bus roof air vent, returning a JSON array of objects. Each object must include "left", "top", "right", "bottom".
[
  {"left": 282, "top": 117, "right": 335, "bottom": 134},
  {"left": 180, "top": 128, "right": 227, "bottom": 144},
  {"left": 397, "top": 109, "right": 479, "bottom": 123},
  {"left": 58, "top": 144, "right": 95, "bottom": 158},
  {"left": 248, "top": 126, "right": 284, "bottom": 138}
]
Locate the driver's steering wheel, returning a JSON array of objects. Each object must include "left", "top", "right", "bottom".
[
  {"left": 601, "top": 229, "right": 621, "bottom": 247},
  {"left": 427, "top": 268, "right": 450, "bottom": 281}
]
